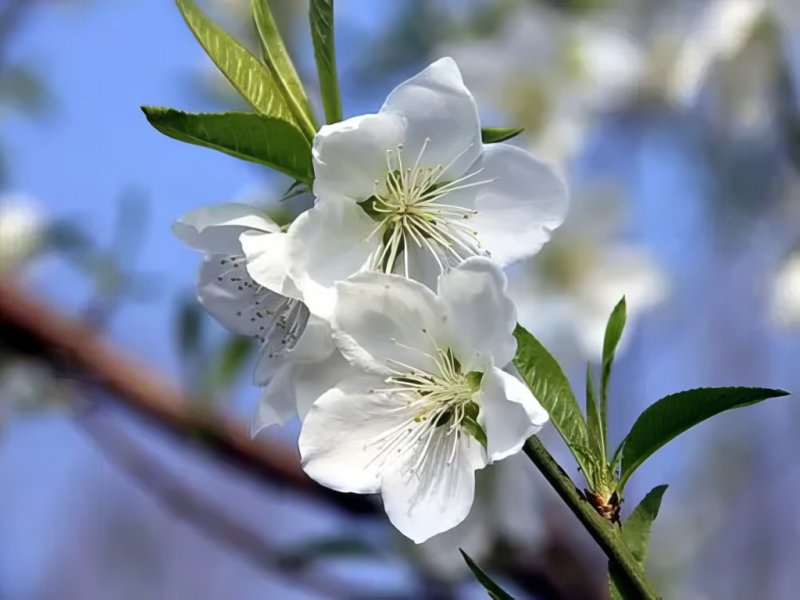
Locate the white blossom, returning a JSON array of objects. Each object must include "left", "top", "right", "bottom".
[
  {"left": 174, "top": 203, "right": 348, "bottom": 427},
  {"left": 0, "top": 195, "right": 44, "bottom": 273},
  {"left": 298, "top": 258, "right": 548, "bottom": 543},
  {"left": 284, "top": 58, "right": 568, "bottom": 319},
  {"left": 769, "top": 251, "right": 800, "bottom": 329},
  {"left": 506, "top": 190, "right": 668, "bottom": 362}
]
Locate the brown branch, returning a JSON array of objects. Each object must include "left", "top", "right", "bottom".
[
  {"left": 0, "top": 280, "right": 375, "bottom": 515},
  {"left": 78, "top": 410, "right": 358, "bottom": 600}
]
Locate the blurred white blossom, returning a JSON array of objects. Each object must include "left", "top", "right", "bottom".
[
  {"left": 507, "top": 189, "right": 669, "bottom": 362},
  {"left": 769, "top": 251, "right": 800, "bottom": 329},
  {"left": 0, "top": 194, "right": 44, "bottom": 273}
]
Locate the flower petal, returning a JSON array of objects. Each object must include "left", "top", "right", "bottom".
[
  {"left": 239, "top": 230, "right": 298, "bottom": 297},
  {"left": 312, "top": 113, "right": 406, "bottom": 202},
  {"left": 173, "top": 203, "right": 280, "bottom": 255},
  {"left": 292, "top": 351, "right": 353, "bottom": 420},
  {"left": 380, "top": 57, "right": 481, "bottom": 180},
  {"left": 469, "top": 144, "right": 568, "bottom": 266},
  {"left": 252, "top": 350, "right": 352, "bottom": 434},
  {"left": 252, "top": 362, "right": 297, "bottom": 433},
  {"left": 197, "top": 253, "right": 280, "bottom": 337},
  {"left": 333, "top": 272, "right": 447, "bottom": 375},
  {"left": 299, "top": 375, "right": 406, "bottom": 494},
  {"left": 478, "top": 367, "right": 548, "bottom": 462},
  {"left": 381, "top": 430, "right": 487, "bottom": 543},
  {"left": 437, "top": 257, "right": 517, "bottom": 370},
  {"left": 285, "top": 199, "right": 378, "bottom": 319}
]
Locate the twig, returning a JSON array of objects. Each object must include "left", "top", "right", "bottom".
[
  {"left": 524, "top": 438, "right": 659, "bottom": 600},
  {"left": 78, "top": 408, "right": 353, "bottom": 600},
  {"left": 0, "top": 280, "right": 375, "bottom": 515}
]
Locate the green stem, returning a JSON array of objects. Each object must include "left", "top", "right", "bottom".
[{"left": 523, "top": 437, "right": 659, "bottom": 600}]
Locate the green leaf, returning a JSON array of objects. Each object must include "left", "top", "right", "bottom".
[
  {"left": 176, "top": 298, "right": 203, "bottom": 358},
  {"left": 251, "top": 0, "right": 317, "bottom": 138},
  {"left": 209, "top": 336, "right": 254, "bottom": 391},
  {"left": 175, "top": 0, "right": 294, "bottom": 123},
  {"left": 513, "top": 325, "right": 594, "bottom": 482},
  {"left": 622, "top": 484, "right": 668, "bottom": 564},
  {"left": 609, "top": 485, "right": 668, "bottom": 599},
  {"left": 280, "top": 536, "right": 376, "bottom": 569},
  {"left": 460, "top": 549, "right": 515, "bottom": 600},
  {"left": 481, "top": 127, "right": 524, "bottom": 144},
  {"left": 309, "top": 0, "right": 343, "bottom": 123},
  {"left": 585, "top": 364, "right": 605, "bottom": 462},
  {"left": 601, "top": 296, "right": 626, "bottom": 443},
  {"left": 617, "top": 387, "right": 790, "bottom": 489},
  {"left": 141, "top": 108, "right": 313, "bottom": 182}
]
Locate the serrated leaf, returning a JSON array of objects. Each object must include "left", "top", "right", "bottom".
[
  {"left": 617, "top": 387, "right": 789, "bottom": 489},
  {"left": 513, "top": 325, "right": 593, "bottom": 482},
  {"left": 141, "top": 108, "right": 313, "bottom": 182},
  {"left": 251, "top": 0, "right": 317, "bottom": 137},
  {"left": 175, "top": 0, "right": 294, "bottom": 123},
  {"left": 460, "top": 549, "right": 514, "bottom": 600},
  {"left": 481, "top": 127, "right": 524, "bottom": 143},
  {"left": 601, "top": 297, "right": 626, "bottom": 443},
  {"left": 585, "top": 364, "right": 605, "bottom": 462},
  {"left": 609, "top": 485, "right": 668, "bottom": 599},
  {"left": 309, "top": 0, "right": 342, "bottom": 123}
]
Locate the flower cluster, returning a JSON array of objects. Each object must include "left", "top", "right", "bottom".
[{"left": 175, "top": 58, "right": 568, "bottom": 542}]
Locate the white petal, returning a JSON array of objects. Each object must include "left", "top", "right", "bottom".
[
  {"left": 312, "top": 113, "right": 406, "bottom": 202},
  {"left": 239, "top": 230, "right": 297, "bottom": 297},
  {"left": 252, "top": 350, "right": 352, "bottom": 434},
  {"left": 469, "top": 144, "right": 568, "bottom": 266},
  {"left": 478, "top": 367, "right": 548, "bottom": 462},
  {"left": 437, "top": 257, "right": 517, "bottom": 370},
  {"left": 286, "top": 316, "right": 336, "bottom": 364},
  {"left": 285, "top": 199, "right": 378, "bottom": 319},
  {"left": 381, "top": 430, "right": 487, "bottom": 543},
  {"left": 380, "top": 57, "right": 481, "bottom": 180},
  {"left": 292, "top": 351, "right": 353, "bottom": 420},
  {"left": 299, "top": 375, "right": 406, "bottom": 494},
  {"left": 173, "top": 203, "right": 279, "bottom": 255},
  {"left": 197, "top": 254, "right": 279, "bottom": 337},
  {"left": 395, "top": 242, "right": 442, "bottom": 292},
  {"left": 252, "top": 363, "right": 297, "bottom": 433},
  {"left": 333, "top": 272, "right": 447, "bottom": 375}
]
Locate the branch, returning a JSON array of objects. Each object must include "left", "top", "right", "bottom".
[
  {"left": 78, "top": 410, "right": 358, "bottom": 599},
  {"left": 0, "top": 280, "right": 375, "bottom": 515},
  {"left": 524, "top": 437, "right": 659, "bottom": 599}
]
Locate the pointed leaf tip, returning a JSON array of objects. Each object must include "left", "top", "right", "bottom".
[
  {"left": 617, "top": 387, "right": 789, "bottom": 489},
  {"left": 460, "top": 549, "right": 515, "bottom": 600}
]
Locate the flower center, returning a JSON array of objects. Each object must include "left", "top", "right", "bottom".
[
  {"left": 362, "top": 140, "right": 494, "bottom": 275},
  {"left": 365, "top": 341, "right": 486, "bottom": 476},
  {"left": 217, "top": 254, "right": 309, "bottom": 357}
]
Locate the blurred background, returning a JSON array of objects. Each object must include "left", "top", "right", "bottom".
[{"left": 0, "top": 0, "right": 799, "bottom": 598}]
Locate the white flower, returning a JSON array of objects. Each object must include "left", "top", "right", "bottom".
[
  {"left": 667, "top": 0, "right": 767, "bottom": 105},
  {"left": 284, "top": 58, "right": 568, "bottom": 319},
  {"left": 769, "top": 251, "right": 800, "bottom": 329},
  {"left": 174, "top": 203, "right": 310, "bottom": 363},
  {"left": 174, "top": 203, "right": 351, "bottom": 427},
  {"left": 298, "top": 258, "right": 548, "bottom": 543},
  {"left": 0, "top": 195, "right": 44, "bottom": 273},
  {"left": 505, "top": 188, "right": 668, "bottom": 362},
  {"left": 441, "top": 6, "right": 643, "bottom": 163},
  {"left": 252, "top": 316, "right": 353, "bottom": 430}
]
